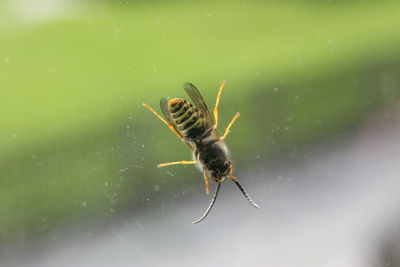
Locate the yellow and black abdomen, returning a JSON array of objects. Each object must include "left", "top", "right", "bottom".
[{"left": 168, "top": 98, "right": 208, "bottom": 140}]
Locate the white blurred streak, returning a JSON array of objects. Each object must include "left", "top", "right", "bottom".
[{"left": 5, "top": 0, "right": 80, "bottom": 22}]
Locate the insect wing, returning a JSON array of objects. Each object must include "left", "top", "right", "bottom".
[
  {"left": 160, "top": 97, "right": 183, "bottom": 132},
  {"left": 160, "top": 98, "right": 173, "bottom": 122},
  {"left": 160, "top": 98, "right": 195, "bottom": 149},
  {"left": 183, "top": 83, "right": 213, "bottom": 128}
]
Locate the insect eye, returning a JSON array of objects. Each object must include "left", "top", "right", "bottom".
[{"left": 223, "top": 161, "right": 231, "bottom": 169}]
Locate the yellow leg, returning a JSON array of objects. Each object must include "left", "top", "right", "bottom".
[
  {"left": 157, "top": 160, "right": 196, "bottom": 168},
  {"left": 212, "top": 81, "right": 227, "bottom": 129},
  {"left": 204, "top": 172, "right": 211, "bottom": 195},
  {"left": 143, "top": 103, "right": 183, "bottom": 139},
  {"left": 229, "top": 169, "right": 238, "bottom": 181},
  {"left": 220, "top": 112, "right": 240, "bottom": 141}
]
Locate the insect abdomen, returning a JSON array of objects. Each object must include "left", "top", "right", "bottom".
[{"left": 168, "top": 98, "right": 206, "bottom": 140}]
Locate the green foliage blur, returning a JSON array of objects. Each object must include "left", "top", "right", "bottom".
[{"left": 1, "top": 0, "right": 399, "bottom": 244}]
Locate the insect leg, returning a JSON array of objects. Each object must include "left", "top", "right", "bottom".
[
  {"left": 220, "top": 112, "right": 240, "bottom": 141},
  {"left": 203, "top": 172, "right": 211, "bottom": 195},
  {"left": 212, "top": 81, "right": 227, "bottom": 129},
  {"left": 143, "top": 103, "right": 184, "bottom": 140},
  {"left": 157, "top": 160, "right": 196, "bottom": 168}
]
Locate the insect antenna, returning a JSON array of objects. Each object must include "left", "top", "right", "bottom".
[
  {"left": 233, "top": 180, "right": 260, "bottom": 209},
  {"left": 192, "top": 183, "right": 221, "bottom": 224}
]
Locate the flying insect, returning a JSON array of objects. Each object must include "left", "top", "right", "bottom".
[{"left": 143, "top": 81, "right": 259, "bottom": 223}]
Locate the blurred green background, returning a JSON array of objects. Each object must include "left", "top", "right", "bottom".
[{"left": 1, "top": 0, "right": 399, "bottom": 247}]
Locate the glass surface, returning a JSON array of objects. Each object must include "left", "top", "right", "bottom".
[{"left": 1, "top": 0, "right": 400, "bottom": 266}]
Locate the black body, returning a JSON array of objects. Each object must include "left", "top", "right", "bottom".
[
  {"left": 163, "top": 97, "right": 232, "bottom": 182},
  {"left": 150, "top": 82, "right": 259, "bottom": 224},
  {"left": 195, "top": 141, "right": 231, "bottom": 182}
]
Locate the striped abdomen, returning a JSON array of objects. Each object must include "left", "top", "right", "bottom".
[{"left": 168, "top": 98, "right": 208, "bottom": 140}]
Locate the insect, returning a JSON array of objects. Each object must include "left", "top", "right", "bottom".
[{"left": 143, "top": 81, "right": 259, "bottom": 223}]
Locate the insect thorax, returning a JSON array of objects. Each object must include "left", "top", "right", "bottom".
[
  {"left": 168, "top": 98, "right": 209, "bottom": 140},
  {"left": 194, "top": 141, "right": 231, "bottom": 181}
]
